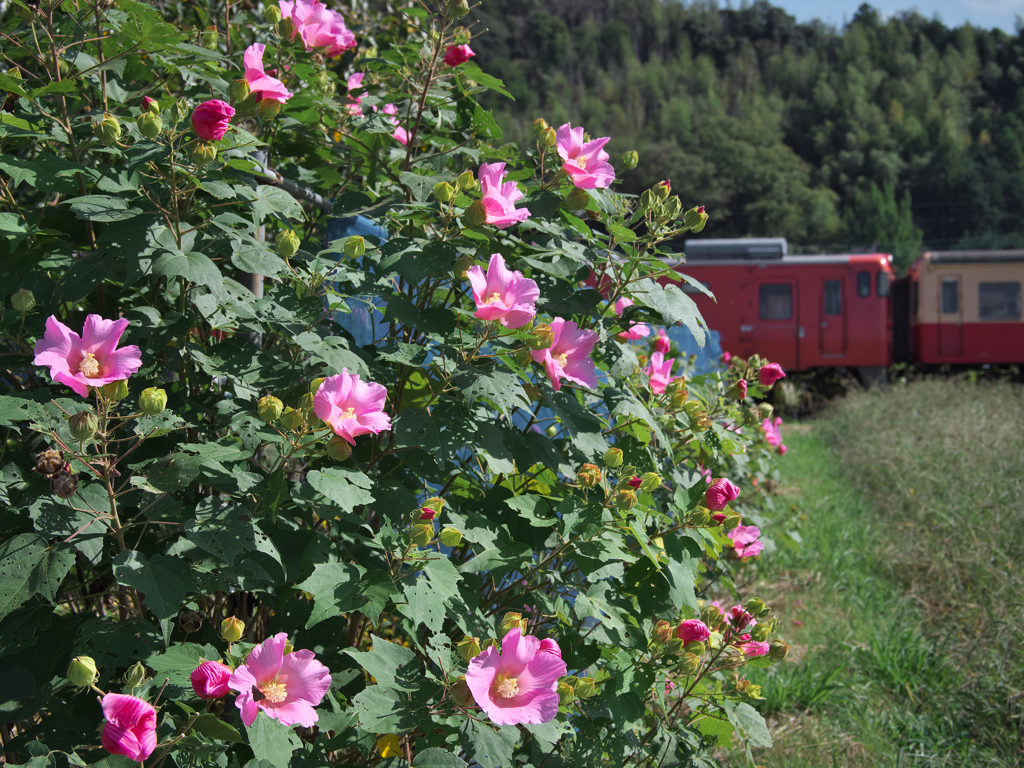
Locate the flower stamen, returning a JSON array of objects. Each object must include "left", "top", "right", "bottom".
[
  {"left": 485, "top": 291, "right": 503, "bottom": 305},
  {"left": 495, "top": 677, "right": 519, "bottom": 699},
  {"left": 555, "top": 353, "right": 568, "bottom": 367},
  {"left": 259, "top": 682, "right": 287, "bottom": 704},
  {"left": 79, "top": 353, "right": 101, "bottom": 378},
  {"left": 340, "top": 407, "right": 356, "bottom": 420}
]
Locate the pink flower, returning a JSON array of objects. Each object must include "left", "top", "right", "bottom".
[
  {"left": 613, "top": 297, "right": 649, "bottom": 340},
  {"left": 722, "top": 351, "right": 732, "bottom": 364},
  {"left": 227, "top": 632, "right": 332, "bottom": 727},
  {"left": 676, "top": 619, "right": 711, "bottom": 644},
  {"left": 711, "top": 513, "right": 726, "bottom": 524},
  {"left": 192, "top": 99, "right": 235, "bottom": 141},
  {"left": 762, "top": 418, "right": 782, "bottom": 448},
  {"left": 346, "top": 72, "right": 364, "bottom": 115},
  {"left": 464, "top": 627, "right": 567, "bottom": 726},
  {"left": 100, "top": 693, "right": 157, "bottom": 762},
  {"left": 141, "top": 95, "right": 158, "bottom": 112},
  {"left": 664, "top": 676, "right": 676, "bottom": 696},
  {"left": 34, "top": 315, "right": 142, "bottom": 398},
  {"left": 538, "top": 638, "right": 562, "bottom": 658},
  {"left": 627, "top": 476, "right": 642, "bottom": 490},
  {"left": 737, "top": 639, "right": 769, "bottom": 657},
  {"left": 727, "top": 525, "right": 764, "bottom": 559},
  {"left": 466, "top": 253, "right": 539, "bottom": 328},
  {"left": 656, "top": 179, "right": 671, "bottom": 196},
  {"left": 479, "top": 162, "right": 531, "bottom": 229},
  {"left": 279, "top": 0, "right": 356, "bottom": 57},
  {"left": 532, "top": 318, "right": 598, "bottom": 392},
  {"left": 312, "top": 369, "right": 392, "bottom": 445},
  {"left": 381, "top": 103, "right": 408, "bottom": 145},
  {"left": 778, "top": 443, "right": 788, "bottom": 456},
  {"left": 191, "top": 660, "right": 232, "bottom": 699},
  {"left": 728, "top": 606, "right": 755, "bottom": 630},
  {"left": 645, "top": 351, "right": 675, "bottom": 395},
  {"left": 759, "top": 362, "right": 786, "bottom": 387},
  {"left": 555, "top": 122, "right": 615, "bottom": 189},
  {"left": 704, "top": 478, "right": 739, "bottom": 511},
  {"left": 443, "top": 44, "right": 475, "bottom": 67},
  {"left": 654, "top": 328, "right": 670, "bottom": 354},
  {"left": 243, "top": 44, "right": 292, "bottom": 104},
  {"left": 731, "top": 379, "right": 748, "bottom": 399},
  {"left": 419, "top": 508, "right": 436, "bottom": 521}
]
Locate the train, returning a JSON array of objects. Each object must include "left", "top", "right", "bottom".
[{"left": 669, "top": 239, "right": 1024, "bottom": 382}]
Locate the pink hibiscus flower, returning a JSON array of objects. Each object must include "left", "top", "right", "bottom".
[
  {"left": 346, "top": 72, "right": 364, "bottom": 115},
  {"left": 33, "top": 314, "right": 142, "bottom": 398},
  {"left": 704, "top": 478, "right": 739, "bottom": 511},
  {"left": 243, "top": 44, "right": 292, "bottom": 104},
  {"left": 191, "top": 99, "right": 234, "bottom": 141},
  {"left": 191, "top": 660, "right": 232, "bottom": 699},
  {"left": 676, "top": 619, "right": 711, "bottom": 644},
  {"left": 555, "top": 122, "right": 615, "bottom": 189},
  {"left": 227, "top": 632, "right": 332, "bottom": 727},
  {"left": 100, "top": 693, "right": 157, "bottom": 762},
  {"left": 645, "top": 351, "right": 675, "bottom": 395},
  {"left": 312, "top": 369, "right": 392, "bottom": 445},
  {"left": 778, "top": 443, "right": 788, "bottom": 456},
  {"left": 479, "top": 162, "right": 531, "bottom": 229},
  {"left": 613, "top": 297, "right": 649, "bottom": 340},
  {"left": 759, "top": 362, "right": 786, "bottom": 387},
  {"left": 727, "top": 524, "right": 764, "bottom": 558},
  {"left": 654, "top": 328, "right": 671, "bottom": 354},
  {"left": 532, "top": 318, "right": 598, "bottom": 392},
  {"left": 464, "top": 627, "right": 567, "bottom": 726},
  {"left": 538, "top": 638, "right": 561, "bottom": 658},
  {"left": 737, "top": 638, "right": 769, "bottom": 656},
  {"left": 762, "top": 418, "right": 782, "bottom": 448},
  {"left": 381, "top": 103, "right": 408, "bottom": 145},
  {"left": 443, "top": 44, "right": 475, "bottom": 66},
  {"left": 466, "top": 253, "right": 539, "bottom": 329},
  {"left": 279, "top": 0, "right": 356, "bottom": 57}
]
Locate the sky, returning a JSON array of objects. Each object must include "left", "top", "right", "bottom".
[{"left": 771, "top": 0, "right": 1024, "bottom": 32}]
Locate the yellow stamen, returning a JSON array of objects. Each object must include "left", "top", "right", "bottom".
[
  {"left": 574, "top": 156, "right": 587, "bottom": 169},
  {"left": 556, "top": 353, "right": 568, "bottom": 367},
  {"left": 260, "top": 682, "right": 287, "bottom": 703},
  {"left": 79, "top": 353, "right": 101, "bottom": 378},
  {"left": 496, "top": 677, "right": 519, "bottom": 699},
  {"left": 340, "top": 407, "right": 356, "bottom": 420},
  {"left": 485, "top": 291, "right": 503, "bottom": 305}
]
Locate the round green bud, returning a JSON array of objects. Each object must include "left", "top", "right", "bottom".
[
  {"left": 689, "top": 507, "right": 711, "bottom": 526},
  {"left": 565, "top": 187, "right": 589, "bottom": 211},
  {"left": 326, "top": 436, "right": 353, "bottom": 462},
  {"left": 750, "top": 623, "right": 772, "bottom": 642},
  {"left": 746, "top": 597, "right": 770, "bottom": 619},
  {"left": 67, "top": 656, "right": 99, "bottom": 688},
  {"left": 722, "top": 510, "right": 742, "bottom": 530},
  {"left": 257, "top": 98, "right": 281, "bottom": 119},
  {"left": 663, "top": 196, "right": 682, "bottom": 221},
  {"left": 257, "top": 395, "right": 284, "bottom": 423},
  {"left": 139, "top": 387, "right": 167, "bottom": 416},
  {"left": 191, "top": 141, "right": 218, "bottom": 167},
  {"left": 11, "top": 288, "right": 35, "bottom": 314},
  {"left": 683, "top": 641, "right": 706, "bottom": 655},
  {"left": 103, "top": 379, "right": 129, "bottom": 402},
  {"left": 124, "top": 661, "right": 147, "bottom": 689},
  {"left": 621, "top": 150, "right": 638, "bottom": 170},
  {"left": 769, "top": 640, "right": 789, "bottom": 661},
  {"left": 279, "top": 407, "right": 304, "bottom": 430},
  {"left": 540, "top": 126, "right": 557, "bottom": 148},
  {"left": 462, "top": 201, "right": 487, "bottom": 227},
  {"left": 220, "top": 616, "right": 245, "bottom": 642},
  {"left": 69, "top": 410, "right": 98, "bottom": 442},
  {"left": 577, "top": 463, "right": 602, "bottom": 489},
  {"left": 433, "top": 181, "right": 455, "bottom": 203},
  {"left": 451, "top": 676, "right": 473, "bottom": 706},
  {"left": 557, "top": 680, "right": 575, "bottom": 705},
  {"left": 680, "top": 652, "right": 702, "bottom": 674},
  {"left": 93, "top": 113, "right": 121, "bottom": 145},
  {"left": 449, "top": 0, "right": 470, "bottom": 18},
  {"left": 410, "top": 523, "right": 433, "bottom": 547},
  {"left": 309, "top": 377, "right": 325, "bottom": 396},
  {"left": 654, "top": 179, "right": 671, "bottom": 201},
  {"left": 532, "top": 117, "right": 549, "bottom": 137},
  {"left": 276, "top": 229, "right": 300, "bottom": 259},
  {"left": 639, "top": 189, "right": 656, "bottom": 212},
  {"left": 137, "top": 111, "right": 162, "bottom": 139},
  {"left": 278, "top": 17, "right": 296, "bottom": 38},
  {"left": 757, "top": 402, "right": 774, "bottom": 420},
  {"left": 603, "top": 447, "right": 624, "bottom": 468},
  {"left": 201, "top": 27, "right": 219, "bottom": 50},
  {"left": 264, "top": 4, "right": 283, "bottom": 23},
  {"left": 170, "top": 98, "right": 190, "bottom": 125},
  {"left": 457, "top": 169, "right": 476, "bottom": 191},
  {"left": 575, "top": 677, "right": 597, "bottom": 698},
  {"left": 664, "top": 638, "right": 685, "bottom": 656},
  {"left": 615, "top": 488, "right": 638, "bottom": 511},
  {"left": 228, "top": 78, "right": 251, "bottom": 104},
  {"left": 651, "top": 620, "right": 673, "bottom": 643},
  {"left": 683, "top": 205, "right": 708, "bottom": 232},
  {"left": 439, "top": 527, "right": 463, "bottom": 548},
  {"left": 499, "top": 612, "right": 525, "bottom": 636},
  {"left": 456, "top": 636, "right": 481, "bottom": 662},
  {"left": 638, "top": 472, "right": 662, "bottom": 493},
  {"left": 742, "top": 406, "right": 761, "bottom": 426},
  {"left": 344, "top": 236, "right": 365, "bottom": 260}
]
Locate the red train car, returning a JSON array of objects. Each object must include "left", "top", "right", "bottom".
[
  {"left": 908, "top": 251, "right": 1024, "bottom": 365},
  {"left": 672, "top": 239, "right": 894, "bottom": 378}
]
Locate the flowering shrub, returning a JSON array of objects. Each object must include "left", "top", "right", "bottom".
[{"left": 0, "top": 0, "right": 792, "bottom": 765}]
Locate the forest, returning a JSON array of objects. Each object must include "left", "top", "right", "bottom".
[{"left": 469, "top": 0, "right": 1024, "bottom": 269}]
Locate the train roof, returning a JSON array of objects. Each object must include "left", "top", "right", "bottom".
[
  {"left": 678, "top": 238, "right": 891, "bottom": 267},
  {"left": 669, "top": 253, "right": 892, "bottom": 267},
  {"left": 921, "top": 250, "right": 1024, "bottom": 264}
]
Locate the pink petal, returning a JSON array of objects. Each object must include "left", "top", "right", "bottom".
[
  {"left": 499, "top": 306, "right": 536, "bottom": 329},
  {"left": 266, "top": 698, "right": 320, "bottom": 727},
  {"left": 277, "top": 649, "right": 332, "bottom": 704},
  {"left": 244, "top": 43, "right": 266, "bottom": 76},
  {"left": 81, "top": 315, "right": 129, "bottom": 359},
  {"left": 242, "top": 632, "right": 287, "bottom": 684},
  {"left": 466, "top": 264, "right": 488, "bottom": 303},
  {"left": 489, "top": 688, "right": 560, "bottom": 725},
  {"left": 555, "top": 123, "right": 584, "bottom": 162},
  {"left": 499, "top": 628, "right": 539, "bottom": 676},
  {"left": 101, "top": 345, "right": 143, "bottom": 381}
]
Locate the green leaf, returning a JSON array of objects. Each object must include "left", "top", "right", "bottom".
[
  {"left": 726, "top": 702, "right": 773, "bottom": 748},
  {"left": 344, "top": 637, "right": 417, "bottom": 691},
  {"left": 153, "top": 250, "right": 223, "bottom": 294},
  {"left": 634, "top": 278, "right": 706, "bottom": 346},
  {"left": 609, "top": 223, "right": 638, "bottom": 243},
  {"left": 66, "top": 195, "right": 142, "bottom": 222},
  {"left": 185, "top": 500, "right": 258, "bottom": 565},
  {"left": 460, "top": 720, "right": 518, "bottom": 768},
  {"left": 192, "top": 713, "right": 243, "bottom": 743},
  {"left": 458, "top": 64, "right": 513, "bottom": 99},
  {"left": 246, "top": 713, "right": 301, "bottom": 765},
  {"left": 453, "top": 364, "right": 529, "bottom": 417},
  {"left": 396, "top": 576, "right": 446, "bottom": 633},
  {"left": 305, "top": 467, "right": 375, "bottom": 512},
  {"left": 52, "top": 251, "right": 116, "bottom": 307},
  {"left": 0, "top": 74, "right": 27, "bottom": 96},
  {"left": 112, "top": 551, "right": 195, "bottom": 620},
  {"left": 145, "top": 452, "right": 202, "bottom": 492},
  {"left": 295, "top": 563, "right": 365, "bottom": 628},
  {"left": 413, "top": 749, "right": 468, "bottom": 768},
  {"left": 0, "top": 534, "right": 76, "bottom": 621},
  {"left": 246, "top": 185, "right": 304, "bottom": 223}
]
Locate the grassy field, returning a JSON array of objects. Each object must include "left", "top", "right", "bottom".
[{"left": 725, "top": 379, "right": 1024, "bottom": 767}]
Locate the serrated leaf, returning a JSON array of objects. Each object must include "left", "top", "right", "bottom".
[
  {"left": 153, "top": 250, "right": 223, "bottom": 294},
  {"left": 192, "top": 713, "right": 243, "bottom": 742},
  {"left": 306, "top": 467, "right": 375, "bottom": 512},
  {"left": 295, "top": 563, "right": 365, "bottom": 628},
  {"left": 246, "top": 713, "right": 302, "bottom": 764},
  {"left": 112, "top": 551, "right": 195, "bottom": 620},
  {"left": 413, "top": 748, "right": 468, "bottom": 768},
  {"left": 344, "top": 637, "right": 417, "bottom": 691},
  {"left": 0, "top": 534, "right": 76, "bottom": 621}
]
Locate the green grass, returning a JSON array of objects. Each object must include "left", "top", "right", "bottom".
[{"left": 723, "top": 379, "right": 1024, "bottom": 768}]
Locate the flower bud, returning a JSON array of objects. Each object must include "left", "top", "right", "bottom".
[
  {"left": 701, "top": 606, "right": 725, "bottom": 631},
  {"left": 683, "top": 205, "right": 707, "bottom": 232},
  {"left": 688, "top": 410, "right": 711, "bottom": 432},
  {"left": 278, "top": 17, "right": 296, "bottom": 38},
  {"left": 575, "top": 676, "right": 597, "bottom": 698},
  {"left": 614, "top": 488, "right": 637, "bottom": 511},
  {"left": 599, "top": 448, "right": 622, "bottom": 469},
  {"left": 651, "top": 620, "right": 673, "bottom": 643},
  {"left": 654, "top": 179, "right": 671, "bottom": 201},
  {"left": 51, "top": 468, "right": 78, "bottom": 499},
  {"left": 757, "top": 402, "right": 774, "bottom": 420},
  {"left": 638, "top": 472, "right": 662, "bottom": 493},
  {"left": 769, "top": 640, "right": 789, "bottom": 661},
  {"left": 344, "top": 235, "right": 365, "bottom": 259},
  {"left": 499, "top": 612, "right": 526, "bottom": 635},
  {"left": 726, "top": 379, "right": 748, "bottom": 400},
  {"left": 257, "top": 395, "right": 284, "bottom": 423},
  {"left": 103, "top": 379, "right": 129, "bottom": 401},
  {"left": 136, "top": 111, "right": 162, "bottom": 139},
  {"left": 449, "top": 0, "right": 470, "bottom": 18},
  {"left": 228, "top": 78, "right": 251, "bottom": 104},
  {"left": 639, "top": 189, "right": 656, "bottom": 213},
  {"left": 527, "top": 323, "right": 554, "bottom": 351},
  {"left": 540, "top": 126, "right": 556, "bottom": 148},
  {"left": 689, "top": 507, "right": 711, "bottom": 526},
  {"left": 557, "top": 680, "right": 575, "bottom": 705},
  {"left": 750, "top": 623, "right": 772, "bottom": 642},
  {"left": 722, "top": 510, "right": 742, "bottom": 530},
  {"left": 139, "top": 387, "right": 168, "bottom": 416},
  {"left": 67, "top": 656, "right": 98, "bottom": 688},
  {"left": 124, "top": 661, "right": 147, "bottom": 689},
  {"left": 532, "top": 117, "right": 549, "bottom": 137},
  {"left": 746, "top": 597, "right": 769, "bottom": 619},
  {"left": 170, "top": 98, "right": 190, "bottom": 125},
  {"left": 410, "top": 523, "right": 433, "bottom": 547},
  {"left": 577, "top": 463, "right": 602, "bottom": 489},
  {"left": 433, "top": 181, "right": 455, "bottom": 202},
  {"left": 677, "top": 619, "right": 711, "bottom": 644},
  {"left": 439, "top": 527, "right": 463, "bottom": 547},
  {"left": 456, "top": 636, "right": 481, "bottom": 662},
  {"left": 451, "top": 676, "right": 473, "bottom": 706},
  {"left": 92, "top": 113, "right": 121, "bottom": 145},
  {"left": 619, "top": 465, "right": 637, "bottom": 479},
  {"left": 742, "top": 406, "right": 761, "bottom": 426},
  {"left": 279, "top": 407, "right": 303, "bottom": 430},
  {"left": 662, "top": 196, "right": 682, "bottom": 220},
  {"left": 457, "top": 169, "right": 476, "bottom": 191},
  {"left": 326, "top": 436, "right": 353, "bottom": 462},
  {"left": 680, "top": 652, "right": 702, "bottom": 674},
  {"left": 683, "top": 641, "right": 706, "bottom": 655},
  {"left": 462, "top": 201, "right": 487, "bottom": 227},
  {"left": 201, "top": 27, "right": 219, "bottom": 50},
  {"left": 35, "top": 449, "right": 64, "bottom": 477},
  {"left": 621, "top": 150, "right": 638, "bottom": 170},
  {"left": 191, "top": 141, "right": 218, "bottom": 167},
  {"left": 669, "top": 389, "right": 689, "bottom": 410},
  {"left": 11, "top": 288, "right": 35, "bottom": 314},
  {"left": 275, "top": 230, "right": 300, "bottom": 260},
  {"left": 67, "top": 411, "right": 97, "bottom": 443},
  {"left": 220, "top": 616, "right": 245, "bottom": 642},
  {"left": 178, "top": 609, "right": 204, "bottom": 633},
  {"left": 264, "top": 4, "right": 283, "bottom": 23},
  {"left": 565, "top": 186, "right": 589, "bottom": 211},
  {"left": 452, "top": 253, "right": 475, "bottom": 280},
  {"left": 256, "top": 98, "right": 281, "bottom": 119}
]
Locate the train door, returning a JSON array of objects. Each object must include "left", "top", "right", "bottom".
[
  {"left": 756, "top": 279, "right": 799, "bottom": 369},
  {"left": 820, "top": 278, "right": 845, "bottom": 356},
  {"left": 938, "top": 276, "right": 963, "bottom": 357}
]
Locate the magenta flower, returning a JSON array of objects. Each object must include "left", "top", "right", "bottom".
[
  {"left": 727, "top": 525, "right": 764, "bottom": 559},
  {"left": 627, "top": 476, "right": 642, "bottom": 489},
  {"left": 722, "top": 351, "right": 732, "bottom": 365},
  {"left": 141, "top": 95, "right": 158, "bottom": 112},
  {"left": 466, "top": 253, "right": 539, "bottom": 329},
  {"left": 279, "top": 0, "right": 356, "bottom": 56},
  {"left": 33, "top": 315, "right": 142, "bottom": 398},
  {"left": 192, "top": 99, "right": 235, "bottom": 141},
  {"left": 479, "top": 162, "right": 531, "bottom": 229},
  {"left": 727, "top": 605, "right": 755, "bottom": 630},
  {"left": 704, "top": 478, "right": 739, "bottom": 511},
  {"left": 677, "top": 619, "right": 711, "bottom": 644},
  {"left": 443, "top": 44, "right": 475, "bottom": 67},
  {"left": 761, "top": 418, "right": 782, "bottom": 448},
  {"left": 419, "top": 508, "right": 436, "bottom": 521},
  {"left": 313, "top": 369, "right": 391, "bottom": 446},
  {"left": 538, "top": 638, "right": 562, "bottom": 658},
  {"left": 737, "top": 638, "right": 769, "bottom": 657},
  {"left": 191, "top": 660, "right": 232, "bottom": 699},
  {"left": 243, "top": 44, "right": 292, "bottom": 104},
  {"left": 613, "top": 297, "right": 649, "bottom": 340},
  {"left": 645, "top": 351, "right": 675, "bottom": 395},
  {"left": 464, "top": 627, "right": 567, "bottom": 726},
  {"left": 664, "top": 676, "right": 676, "bottom": 696},
  {"left": 778, "top": 443, "right": 788, "bottom": 456},
  {"left": 381, "top": 103, "right": 408, "bottom": 145},
  {"left": 346, "top": 72, "right": 364, "bottom": 115},
  {"left": 227, "top": 632, "right": 332, "bottom": 728},
  {"left": 532, "top": 318, "right": 598, "bottom": 392},
  {"left": 759, "top": 362, "right": 786, "bottom": 387},
  {"left": 100, "top": 693, "right": 157, "bottom": 762},
  {"left": 654, "top": 328, "right": 671, "bottom": 354},
  {"left": 555, "top": 122, "right": 615, "bottom": 189}
]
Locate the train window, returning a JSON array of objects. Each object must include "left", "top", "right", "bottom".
[
  {"left": 857, "top": 271, "right": 870, "bottom": 297},
  {"left": 824, "top": 280, "right": 842, "bottom": 315},
  {"left": 978, "top": 282, "right": 1021, "bottom": 320},
  {"left": 877, "top": 271, "right": 891, "bottom": 297},
  {"left": 759, "top": 284, "right": 792, "bottom": 320},
  {"left": 941, "top": 278, "right": 959, "bottom": 314}
]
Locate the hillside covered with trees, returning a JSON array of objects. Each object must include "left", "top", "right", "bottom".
[{"left": 470, "top": 0, "right": 1024, "bottom": 269}]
